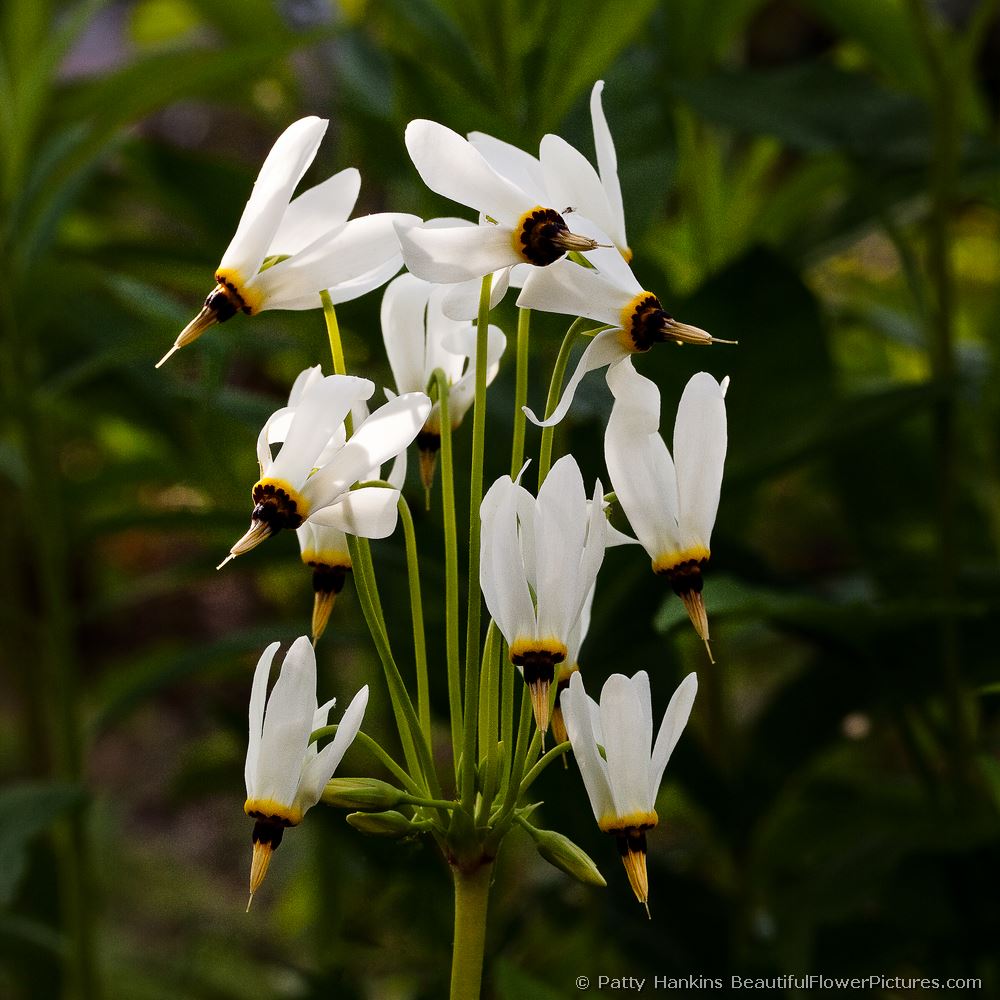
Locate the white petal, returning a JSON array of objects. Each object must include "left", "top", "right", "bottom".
[
  {"left": 561, "top": 672, "right": 614, "bottom": 822},
  {"left": 566, "top": 585, "right": 594, "bottom": 666},
  {"left": 268, "top": 375, "right": 374, "bottom": 488},
  {"left": 539, "top": 134, "right": 619, "bottom": 250},
  {"left": 245, "top": 641, "right": 280, "bottom": 798},
  {"left": 562, "top": 214, "right": 637, "bottom": 293},
  {"left": 649, "top": 673, "right": 697, "bottom": 801},
  {"left": 590, "top": 81, "right": 627, "bottom": 250},
  {"left": 295, "top": 685, "right": 369, "bottom": 813},
  {"left": 444, "top": 324, "right": 507, "bottom": 425},
  {"left": 425, "top": 285, "right": 473, "bottom": 384},
  {"left": 251, "top": 213, "right": 418, "bottom": 310},
  {"left": 533, "top": 456, "right": 588, "bottom": 641},
  {"left": 480, "top": 476, "right": 535, "bottom": 647},
  {"left": 440, "top": 267, "right": 512, "bottom": 320},
  {"left": 301, "top": 392, "right": 430, "bottom": 507},
  {"left": 253, "top": 636, "right": 317, "bottom": 808},
  {"left": 268, "top": 167, "right": 360, "bottom": 256},
  {"left": 397, "top": 221, "right": 522, "bottom": 285},
  {"left": 297, "top": 519, "right": 349, "bottom": 559},
  {"left": 405, "top": 120, "right": 532, "bottom": 225},
  {"left": 523, "top": 328, "right": 627, "bottom": 428},
  {"left": 382, "top": 273, "right": 433, "bottom": 393},
  {"left": 288, "top": 364, "right": 324, "bottom": 407},
  {"left": 468, "top": 131, "right": 549, "bottom": 203},
  {"left": 674, "top": 373, "right": 728, "bottom": 552},
  {"left": 308, "top": 487, "right": 400, "bottom": 539},
  {"left": 600, "top": 672, "right": 653, "bottom": 818},
  {"left": 515, "top": 256, "right": 631, "bottom": 328},
  {"left": 572, "top": 477, "right": 609, "bottom": 625},
  {"left": 218, "top": 117, "right": 327, "bottom": 282}
]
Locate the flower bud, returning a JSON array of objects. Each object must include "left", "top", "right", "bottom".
[
  {"left": 524, "top": 825, "right": 606, "bottom": 887},
  {"left": 322, "top": 777, "right": 405, "bottom": 811},
  {"left": 346, "top": 810, "right": 418, "bottom": 837}
]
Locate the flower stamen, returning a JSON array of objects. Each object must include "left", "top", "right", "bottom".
[{"left": 512, "top": 207, "right": 602, "bottom": 266}]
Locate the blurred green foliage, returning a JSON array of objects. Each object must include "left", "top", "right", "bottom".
[{"left": 2, "top": 0, "right": 999, "bottom": 998}]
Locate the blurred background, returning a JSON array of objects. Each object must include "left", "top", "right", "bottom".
[{"left": 2, "top": 0, "right": 1000, "bottom": 997}]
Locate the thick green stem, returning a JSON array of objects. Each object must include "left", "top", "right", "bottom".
[
  {"left": 398, "top": 497, "right": 431, "bottom": 743},
  {"left": 510, "top": 307, "right": 531, "bottom": 476},
  {"left": 461, "top": 276, "right": 492, "bottom": 811},
  {"left": 432, "top": 370, "right": 464, "bottom": 775},
  {"left": 449, "top": 862, "right": 493, "bottom": 1000},
  {"left": 537, "top": 318, "right": 600, "bottom": 486}
]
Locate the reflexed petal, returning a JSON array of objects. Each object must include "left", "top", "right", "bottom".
[
  {"left": 534, "top": 456, "right": 588, "bottom": 640},
  {"left": 322, "top": 254, "right": 406, "bottom": 306},
  {"left": 605, "top": 362, "right": 681, "bottom": 559},
  {"left": 673, "top": 373, "right": 728, "bottom": 552},
  {"left": 251, "top": 213, "right": 418, "bottom": 310},
  {"left": 562, "top": 672, "right": 614, "bottom": 822},
  {"left": 425, "top": 285, "right": 472, "bottom": 384},
  {"left": 297, "top": 519, "right": 349, "bottom": 560},
  {"left": 382, "top": 273, "right": 433, "bottom": 393},
  {"left": 468, "top": 131, "right": 549, "bottom": 203},
  {"left": 600, "top": 673, "right": 653, "bottom": 818},
  {"left": 539, "top": 134, "right": 618, "bottom": 250},
  {"left": 405, "top": 120, "right": 532, "bottom": 224},
  {"left": 516, "top": 257, "right": 630, "bottom": 328},
  {"left": 269, "top": 375, "right": 374, "bottom": 487},
  {"left": 590, "top": 81, "right": 627, "bottom": 249},
  {"left": 295, "top": 685, "right": 369, "bottom": 812},
  {"left": 218, "top": 117, "right": 327, "bottom": 281},
  {"left": 571, "top": 477, "right": 609, "bottom": 626},
  {"left": 269, "top": 167, "right": 361, "bottom": 256},
  {"left": 566, "top": 585, "right": 594, "bottom": 666},
  {"left": 480, "top": 476, "right": 535, "bottom": 646},
  {"left": 288, "top": 364, "right": 324, "bottom": 406},
  {"left": 443, "top": 324, "right": 507, "bottom": 425},
  {"left": 440, "top": 267, "right": 511, "bottom": 320},
  {"left": 649, "top": 673, "right": 698, "bottom": 801},
  {"left": 398, "top": 221, "right": 522, "bottom": 284},
  {"left": 522, "top": 329, "right": 628, "bottom": 428},
  {"left": 301, "top": 393, "right": 430, "bottom": 507},
  {"left": 563, "top": 215, "right": 637, "bottom": 293},
  {"left": 246, "top": 641, "right": 280, "bottom": 798},
  {"left": 308, "top": 487, "right": 400, "bottom": 539},
  {"left": 253, "top": 636, "right": 317, "bottom": 807}
]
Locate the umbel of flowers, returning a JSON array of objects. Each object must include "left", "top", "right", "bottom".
[{"left": 161, "top": 85, "right": 732, "bottom": 1000}]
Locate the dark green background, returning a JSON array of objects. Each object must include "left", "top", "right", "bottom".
[{"left": 2, "top": 0, "right": 999, "bottom": 997}]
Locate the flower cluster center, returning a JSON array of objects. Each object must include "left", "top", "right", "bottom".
[
  {"left": 513, "top": 207, "right": 575, "bottom": 267},
  {"left": 251, "top": 478, "right": 309, "bottom": 532},
  {"left": 620, "top": 292, "right": 672, "bottom": 352}
]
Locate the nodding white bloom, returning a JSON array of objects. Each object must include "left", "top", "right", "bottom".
[
  {"left": 474, "top": 80, "right": 629, "bottom": 264},
  {"left": 244, "top": 636, "right": 369, "bottom": 903},
  {"left": 605, "top": 362, "right": 728, "bottom": 658},
  {"left": 157, "top": 116, "right": 417, "bottom": 366},
  {"left": 517, "top": 221, "right": 730, "bottom": 428},
  {"left": 253, "top": 371, "right": 408, "bottom": 643},
  {"left": 560, "top": 670, "right": 697, "bottom": 912},
  {"left": 221, "top": 371, "right": 430, "bottom": 567},
  {"left": 396, "top": 119, "right": 602, "bottom": 289},
  {"left": 382, "top": 273, "right": 506, "bottom": 491},
  {"left": 480, "top": 456, "right": 608, "bottom": 734}
]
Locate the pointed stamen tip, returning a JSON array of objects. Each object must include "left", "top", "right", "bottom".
[
  {"left": 155, "top": 345, "right": 180, "bottom": 369},
  {"left": 216, "top": 553, "right": 236, "bottom": 571},
  {"left": 644, "top": 899, "right": 651, "bottom": 920},
  {"left": 246, "top": 892, "right": 254, "bottom": 913},
  {"left": 703, "top": 637, "right": 715, "bottom": 665}
]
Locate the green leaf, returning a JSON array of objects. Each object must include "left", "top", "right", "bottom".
[{"left": 0, "top": 783, "right": 85, "bottom": 906}]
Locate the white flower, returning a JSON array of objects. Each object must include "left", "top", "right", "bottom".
[
  {"left": 604, "top": 362, "right": 729, "bottom": 656},
  {"left": 396, "top": 119, "right": 601, "bottom": 288},
  {"left": 221, "top": 371, "right": 430, "bottom": 566},
  {"left": 479, "top": 456, "right": 608, "bottom": 733},
  {"left": 244, "top": 636, "right": 369, "bottom": 901},
  {"left": 560, "top": 669, "right": 697, "bottom": 910},
  {"left": 157, "top": 116, "right": 417, "bottom": 366},
  {"left": 517, "top": 219, "right": 730, "bottom": 428},
  {"left": 382, "top": 273, "right": 506, "bottom": 489}
]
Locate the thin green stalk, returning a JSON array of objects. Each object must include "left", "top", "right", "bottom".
[
  {"left": 398, "top": 497, "right": 431, "bottom": 743},
  {"left": 321, "top": 290, "right": 347, "bottom": 376},
  {"left": 492, "top": 684, "right": 534, "bottom": 835},
  {"left": 538, "top": 318, "right": 601, "bottom": 486},
  {"left": 510, "top": 307, "right": 531, "bottom": 476},
  {"left": 461, "top": 275, "right": 493, "bottom": 811},
  {"left": 347, "top": 533, "right": 441, "bottom": 798},
  {"left": 449, "top": 862, "right": 493, "bottom": 1000},
  {"left": 311, "top": 726, "right": 421, "bottom": 795},
  {"left": 519, "top": 741, "right": 571, "bottom": 796},
  {"left": 432, "top": 370, "right": 464, "bottom": 774}
]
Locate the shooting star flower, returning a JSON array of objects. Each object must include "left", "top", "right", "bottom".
[
  {"left": 221, "top": 372, "right": 429, "bottom": 567},
  {"left": 157, "top": 116, "right": 417, "bottom": 366},
  {"left": 382, "top": 273, "right": 506, "bottom": 492},
  {"left": 560, "top": 670, "right": 697, "bottom": 913},
  {"left": 480, "top": 456, "right": 607, "bottom": 734},
  {"left": 245, "top": 636, "right": 368, "bottom": 905},
  {"left": 396, "top": 119, "right": 602, "bottom": 288},
  {"left": 604, "top": 362, "right": 729, "bottom": 658},
  {"left": 517, "top": 222, "right": 730, "bottom": 427}
]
